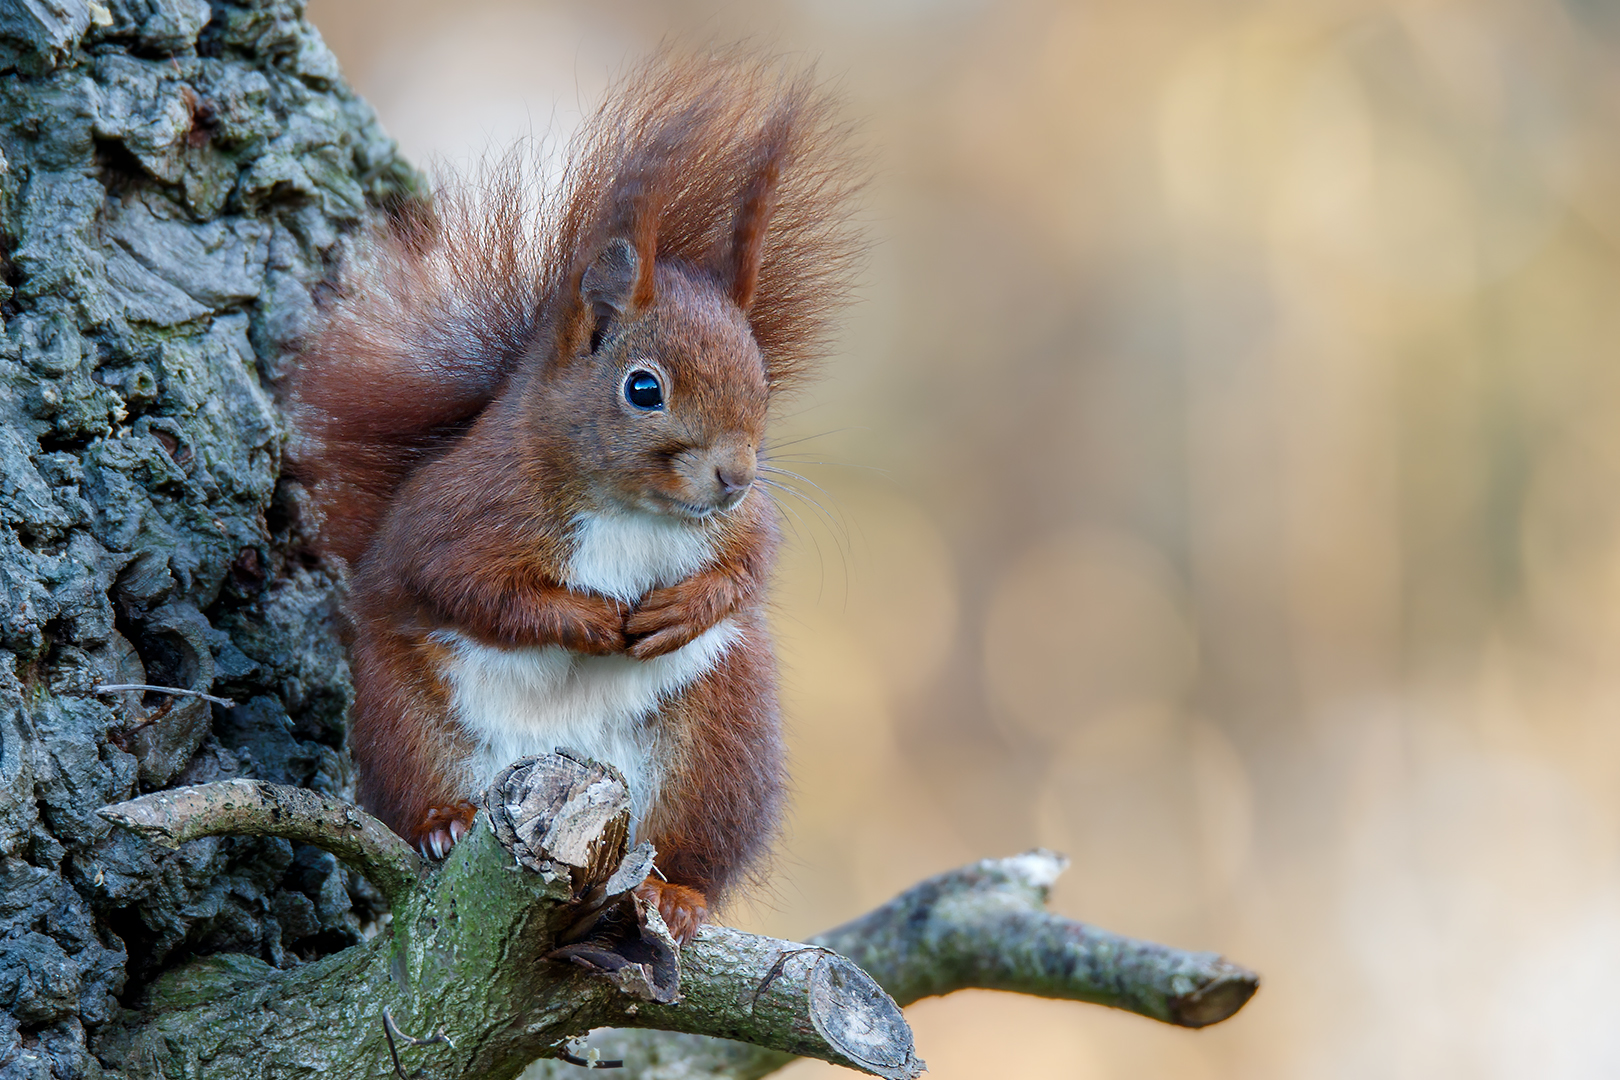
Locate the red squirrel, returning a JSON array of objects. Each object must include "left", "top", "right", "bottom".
[{"left": 289, "top": 54, "right": 862, "bottom": 942}]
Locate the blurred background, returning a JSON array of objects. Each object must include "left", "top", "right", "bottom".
[{"left": 305, "top": 1, "right": 1620, "bottom": 1076}]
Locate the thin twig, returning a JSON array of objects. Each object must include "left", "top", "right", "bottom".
[
  {"left": 558, "top": 1048, "right": 624, "bottom": 1069},
  {"left": 381, "top": 1010, "right": 415, "bottom": 1080},
  {"left": 382, "top": 1009, "right": 455, "bottom": 1079},
  {"left": 95, "top": 684, "right": 237, "bottom": 708}
]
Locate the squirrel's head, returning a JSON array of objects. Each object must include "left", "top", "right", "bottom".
[
  {"left": 537, "top": 237, "right": 768, "bottom": 521},
  {"left": 526, "top": 70, "right": 856, "bottom": 523}
]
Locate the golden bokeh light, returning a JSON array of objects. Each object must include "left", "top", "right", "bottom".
[
  {"left": 306, "top": 1, "right": 1620, "bottom": 1074},
  {"left": 984, "top": 528, "right": 1197, "bottom": 744}
]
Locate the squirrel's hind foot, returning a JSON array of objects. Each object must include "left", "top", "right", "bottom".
[
  {"left": 635, "top": 879, "right": 709, "bottom": 945},
  {"left": 415, "top": 801, "right": 479, "bottom": 860}
]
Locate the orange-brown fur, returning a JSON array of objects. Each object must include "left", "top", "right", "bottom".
[{"left": 289, "top": 52, "right": 862, "bottom": 938}]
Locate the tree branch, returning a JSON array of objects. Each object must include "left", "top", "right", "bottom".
[
  {"left": 519, "top": 1031, "right": 795, "bottom": 1080},
  {"left": 519, "top": 854, "right": 1259, "bottom": 1080},
  {"left": 814, "top": 850, "right": 1259, "bottom": 1025},
  {"left": 99, "top": 757, "right": 1257, "bottom": 1080},
  {"left": 96, "top": 757, "right": 923, "bottom": 1079},
  {"left": 99, "top": 778, "right": 425, "bottom": 906},
  {"left": 632, "top": 927, "right": 920, "bottom": 1078}
]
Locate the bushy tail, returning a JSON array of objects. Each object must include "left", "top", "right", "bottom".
[{"left": 287, "top": 157, "right": 547, "bottom": 565}]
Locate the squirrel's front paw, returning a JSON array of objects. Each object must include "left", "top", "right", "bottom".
[
  {"left": 624, "top": 576, "right": 736, "bottom": 659},
  {"left": 555, "top": 594, "right": 630, "bottom": 655}
]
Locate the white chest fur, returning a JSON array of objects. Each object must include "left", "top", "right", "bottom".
[
  {"left": 436, "top": 510, "right": 730, "bottom": 831},
  {"left": 434, "top": 621, "right": 740, "bottom": 830},
  {"left": 563, "top": 509, "right": 718, "bottom": 602}
]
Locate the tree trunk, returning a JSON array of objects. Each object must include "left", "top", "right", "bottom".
[
  {"left": 0, "top": 4, "right": 1257, "bottom": 1078},
  {"left": 1, "top": 2, "right": 415, "bottom": 1075}
]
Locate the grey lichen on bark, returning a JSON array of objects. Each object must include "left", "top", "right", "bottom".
[{"left": 0, "top": 0, "right": 418, "bottom": 1075}]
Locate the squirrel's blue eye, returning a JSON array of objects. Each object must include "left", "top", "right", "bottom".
[{"left": 624, "top": 370, "right": 663, "bottom": 410}]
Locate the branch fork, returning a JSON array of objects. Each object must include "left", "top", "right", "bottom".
[{"left": 98, "top": 753, "right": 1255, "bottom": 1080}]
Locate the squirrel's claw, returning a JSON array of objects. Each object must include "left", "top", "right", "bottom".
[
  {"left": 415, "top": 801, "right": 478, "bottom": 860},
  {"left": 634, "top": 879, "right": 709, "bottom": 945}
]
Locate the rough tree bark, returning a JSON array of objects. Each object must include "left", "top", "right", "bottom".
[
  {"left": 1, "top": 2, "right": 412, "bottom": 1075},
  {"left": 0, "top": 3, "right": 1257, "bottom": 1078}
]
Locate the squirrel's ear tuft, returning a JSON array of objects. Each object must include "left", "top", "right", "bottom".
[
  {"left": 583, "top": 237, "right": 639, "bottom": 318},
  {"left": 581, "top": 238, "right": 640, "bottom": 350},
  {"left": 728, "top": 115, "right": 789, "bottom": 313}
]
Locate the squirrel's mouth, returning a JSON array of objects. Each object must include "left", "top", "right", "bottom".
[
  {"left": 638, "top": 481, "right": 751, "bottom": 521},
  {"left": 647, "top": 493, "right": 721, "bottom": 520}
]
